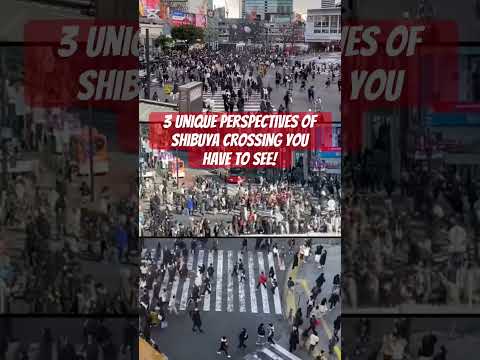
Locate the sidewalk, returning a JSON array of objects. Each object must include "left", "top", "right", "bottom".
[{"left": 283, "top": 243, "right": 341, "bottom": 359}]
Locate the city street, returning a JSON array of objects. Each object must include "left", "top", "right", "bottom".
[
  {"left": 1, "top": 317, "right": 137, "bottom": 360},
  {"left": 343, "top": 317, "right": 480, "bottom": 359},
  {"left": 140, "top": 164, "right": 341, "bottom": 238},
  {"left": 140, "top": 238, "right": 340, "bottom": 359}
]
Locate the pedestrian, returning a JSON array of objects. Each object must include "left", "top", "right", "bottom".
[
  {"left": 316, "top": 349, "right": 327, "bottom": 360},
  {"left": 292, "top": 252, "right": 299, "bottom": 270},
  {"left": 319, "top": 250, "right": 327, "bottom": 270},
  {"left": 256, "top": 271, "right": 268, "bottom": 289},
  {"left": 241, "top": 238, "right": 248, "bottom": 252},
  {"left": 217, "top": 336, "right": 231, "bottom": 358},
  {"left": 328, "top": 291, "right": 339, "bottom": 309},
  {"left": 191, "top": 308, "right": 203, "bottom": 333},
  {"left": 306, "top": 296, "right": 315, "bottom": 318},
  {"left": 238, "top": 258, "right": 244, "bottom": 272},
  {"left": 293, "top": 308, "right": 303, "bottom": 328},
  {"left": 186, "top": 297, "right": 196, "bottom": 318},
  {"left": 271, "top": 278, "right": 278, "bottom": 294},
  {"left": 268, "top": 266, "right": 275, "bottom": 280},
  {"left": 287, "top": 277, "right": 295, "bottom": 292},
  {"left": 240, "top": 269, "right": 246, "bottom": 282},
  {"left": 308, "top": 330, "right": 320, "bottom": 353},
  {"left": 168, "top": 295, "right": 178, "bottom": 315},
  {"left": 316, "top": 273, "right": 326, "bottom": 290},
  {"left": 203, "top": 277, "right": 213, "bottom": 296},
  {"left": 333, "top": 315, "right": 341, "bottom": 338},
  {"left": 289, "top": 326, "right": 299, "bottom": 352},
  {"left": 256, "top": 323, "right": 266, "bottom": 345},
  {"left": 207, "top": 263, "right": 215, "bottom": 279},
  {"left": 238, "top": 328, "right": 248, "bottom": 349},
  {"left": 231, "top": 261, "right": 238, "bottom": 277},
  {"left": 267, "top": 323, "right": 275, "bottom": 344}
]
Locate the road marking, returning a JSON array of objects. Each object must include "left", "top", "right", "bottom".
[
  {"left": 238, "top": 252, "right": 246, "bottom": 312},
  {"left": 257, "top": 252, "right": 270, "bottom": 314},
  {"left": 203, "top": 250, "right": 214, "bottom": 311},
  {"left": 227, "top": 250, "right": 234, "bottom": 312},
  {"left": 179, "top": 252, "right": 194, "bottom": 310},
  {"left": 169, "top": 269, "right": 180, "bottom": 309},
  {"left": 277, "top": 254, "right": 286, "bottom": 271},
  {"left": 215, "top": 250, "right": 224, "bottom": 311},
  {"left": 248, "top": 251, "right": 258, "bottom": 313},
  {"left": 284, "top": 265, "right": 299, "bottom": 319},
  {"left": 160, "top": 262, "right": 170, "bottom": 301},
  {"left": 299, "top": 279, "right": 341, "bottom": 360},
  {"left": 268, "top": 252, "right": 282, "bottom": 315}
]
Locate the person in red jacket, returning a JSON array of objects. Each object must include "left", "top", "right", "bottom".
[{"left": 256, "top": 271, "right": 268, "bottom": 289}]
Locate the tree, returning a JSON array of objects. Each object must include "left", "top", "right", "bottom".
[
  {"left": 171, "top": 25, "right": 204, "bottom": 45},
  {"left": 153, "top": 35, "right": 174, "bottom": 50}
]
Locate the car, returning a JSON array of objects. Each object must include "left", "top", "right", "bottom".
[{"left": 226, "top": 168, "right": 246, "bottom": 185}]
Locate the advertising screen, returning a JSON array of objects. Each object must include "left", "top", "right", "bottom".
[{"left": 139, "top": 0, "right": 168, "bottom": 19}]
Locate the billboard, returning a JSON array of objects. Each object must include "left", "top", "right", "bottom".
[
  {"left": 139, "top": 0, "right": 168, "bottom": 19},
  {"left": 170, "top": 10, "right": 207, "bottom": 28}
]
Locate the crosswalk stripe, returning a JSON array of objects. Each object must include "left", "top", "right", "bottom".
[
  {"left": 227, "top": 250, "right": 234, "bottom": 312},
  {"left": 160, "top": 263, "right": 169, "bottom": 300},
  {"left": 257, "top": 252, "right": 270, "bottom": 314},
  {"left": 142, "top": 249, "right": 286, "bottom": 314},
  {"left": 179, "top": 253, "right": 194, "bottom": 310},
  {"left": 215, "top": 250, "right": 224, "bottom": 311},
  {"left": 248, "top": 251, "right": 258, "bottom": 313},
  {"left": 268, "top": 252, "right": 283, "bottom": 315},
  {"left": 169, "top": 270, "right": 180, "bottom": 308},
  {"left": 238, "top": 252, "right": 246, "bottom": 313},
  {"left": 277, "top": 254, "right": 286, "bottom": 271},
  {"left": 203, "top": 251, "right": 214, "bottom": 311}
]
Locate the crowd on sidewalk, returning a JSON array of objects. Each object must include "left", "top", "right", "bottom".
[
  {"left": 0, "top": 78, "right": 138, "bottom": 314},
  {"left": 140, "top": 159, "right": 340, "bottom": 237},
  {"left": 343, "top": 145, "right": 480, "bottom": 309}
]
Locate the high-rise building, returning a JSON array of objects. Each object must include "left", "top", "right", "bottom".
[{"left": 244, "top": 0, "right": 293, "bottom": 21}]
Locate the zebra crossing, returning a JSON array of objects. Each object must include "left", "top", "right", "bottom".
[
  {"left": 203, "top": 88, "right": 275, "bottom": 112},
  {"left": 141, "top": 248, "right": 286, "bottom": 315}
]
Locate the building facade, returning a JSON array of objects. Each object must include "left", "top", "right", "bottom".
[
  {"left": 305, "top": 1, "right": 341, "bottom": 47},
  {"left": 244, "top": 0, "right": 293, "bottom": 21}
]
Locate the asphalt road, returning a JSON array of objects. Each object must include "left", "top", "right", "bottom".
[{"left": 143, "top": 237, "right": 340, "bottom": 360}]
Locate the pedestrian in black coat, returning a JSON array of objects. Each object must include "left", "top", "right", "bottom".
[
  {"left": 289, "top": 327, "right": 299, "bottom": 352},
  {"left": 292, "top": 252, "right": 299, "bottom": 270},
  {"left": 238, "top": 328, "right": 248, "bottom": 349},
  {"left": 192, "top": 308, "right": 203, "bottom": 332}
]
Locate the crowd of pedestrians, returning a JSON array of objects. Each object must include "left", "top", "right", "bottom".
[
  {"left": 0, "top": 75, "right": 138, "bottom": 314},
  {"left": 0, "top": 318, "right": 137, "bottom": 360},
  {"left": 140, "top": 159, "right": 340, "bottom": 237},
  {"left": 343, "top": 145, "right": 480, "bottom": 309}
]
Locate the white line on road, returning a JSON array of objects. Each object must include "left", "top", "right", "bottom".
[
  {"left": 248, "top": 251, "right": 258, "bottom": 313},
  {"left": 169, "top": 271, "right": 180, "bottom": 310},
  {"left": 203, "top": 251, "right": 214, "bottom": 311},
  {"left": 179, "top": 252, "right": 194, "bottom": 310},
  {"left": 238, "top": 252, "right": 246, "bottom": 312},
  {"left": 268, "top": 252, "right": 283, "bottom": 315},
  {"left": 276, "top": 253, "right": 286, "bottom": 271},
  {"left": 215, "top": 250, "right": 224, "bottom": 312},
  {"left": 257, "top": 252, "right": 270, "bottom": 314},
  {"left": 227, "top": 250, "right": 234, "bottom": 312}
]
